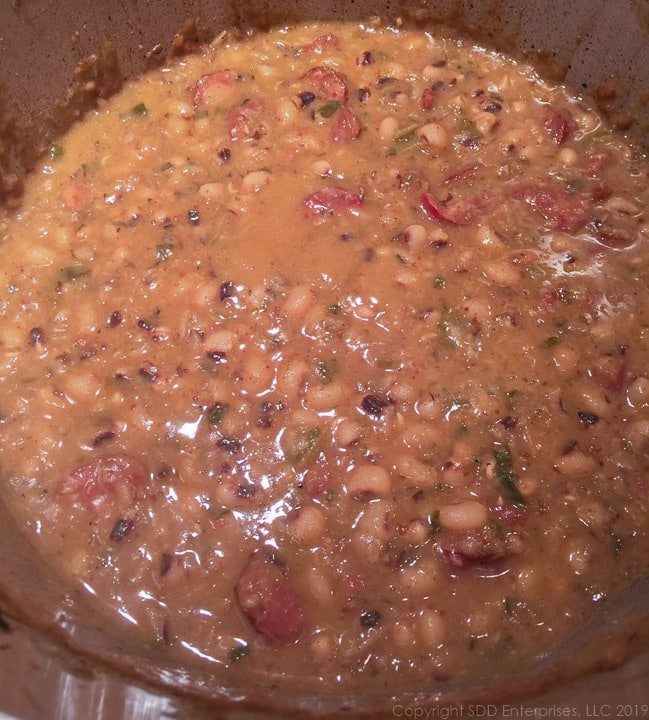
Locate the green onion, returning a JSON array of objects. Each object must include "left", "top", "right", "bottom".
[
  {"left": 394, "top": 123, "right": 418, "bottom": 141},
  {"left": 59, "top": 265, "right": 91, "bottom": 283},
  {"left": 315, "top": 359, "right": 337, "bottom": 384},
  {"left": 120, "top": 102, "right": 148, "bottom": 121},
  {"left": 493, "top": 444, "right": 526, "bottom": 506},
  {"left": 50, "top": 143, "right": 64, "bottom": 160},
  {"left": 207, "top": 402, "right": 229, "bottom": 424},
  {"left": 289, "top": 427, "right": 322, "bottom": 470},
  {"left": 319, "top": 100, "right": 341, "bottom": 118}
]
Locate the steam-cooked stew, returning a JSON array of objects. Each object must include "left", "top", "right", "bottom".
[{"left": 1, "top": 21, "right": 649, "bottom": 695}]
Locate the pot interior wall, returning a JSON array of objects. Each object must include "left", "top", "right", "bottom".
[
  {"left": 1, "top": 0, "right": 649, "bottom": 713},
  {"left": 1, "top": 0, "right": 648, "bottom": 202}
]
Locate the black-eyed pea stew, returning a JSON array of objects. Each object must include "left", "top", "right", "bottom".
[{"left": 1, "top": 20, "right": 649, "bottom": 695}]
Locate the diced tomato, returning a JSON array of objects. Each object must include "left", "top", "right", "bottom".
[
  {"left": 543, "top": 107, "right": 577, "bottom": 145},
  {"left": 61, "top": 181, "right": 85, "bottom": 212},
  {"left": 303, "top": 186, "right": 364, "bottom": 214},
  {"left": 331, "top": 104, "right": 362, "bottom": 143},
  {"left": 226, "top": 98, "right": 265, "bottom": 141},
  {"left": 592, "top": 354, "right": 627, "bottom": 392},
  {"left": 300, "top": 66, "right": 349, "bottom": 102},
  {"left": 421, "top": 192, "right": 462, "bottom": 225},
  {"left": 59, "top": 454, "right": 148, "bottom": 515},
  {"left": 235, "top": 554, "right": 304, "bottom": 643},
  {"left": 514, "top": 182, "right": 592, "bottom": 232},
  {"left": 420, "top": 87, "right": 436, "bottom": 111},
  {"left": 299, "top": 33, "right": 340, "bottom": 55},
  {"left": 190, "top": 69, "right": 237, "bottom": 108}
]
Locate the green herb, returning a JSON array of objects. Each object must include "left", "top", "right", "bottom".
[
  {"left": 290, "top": 427, "right": 322, "bottom": 470},
  {"left": 160, "top": 161, "right": 174, "bottom": 172},
  {"left": 120, "top": 102, "right": 148, "bottom": 121},
  {"left": 493, "top": 444, "right": 526, "bottom": 506},
  {"left": 457, "top": 116, "right": 482, "bottom": 142},
  {"left": 59, "top": 265, "right": 91, "bottom": 283},
  {"left": 81, "top": 161, "right": 100, "bottom": 177},
  {"left": 319, "top": 100, "right": 341, "bottom": 118},
  {"left": 396, "top": 253, "right": 408, "bottom": 265},
  {"left": 315, "top": 359, "right": 337, "bottom": 384},
  {"left": 207, "top": 402, "right": 229, "bottom": 424},
  {"left": 50, "top": 143, "right": 64, "bottom": 160},
  {"left": 228, "top": 645, "right": 249, "bottom": 663},
  {"left": 541, "top": 335, "right": 561, "bottom": 348},
  {"left": 394, "top": 123, "right": 418, "bottom": 141},
  {"left": 386, "top": 140, "right": 422, "bottom": 157},
  {"left": 327, "top": 303, "right": 342, "bottom": 315},
  {"left": 433, "top": 275, "right": 446, "bottom": 289},
  {"left": 155, "top": 243, "right": 175, "bottom": 261}
]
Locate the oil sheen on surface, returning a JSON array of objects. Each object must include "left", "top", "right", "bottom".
[{"left": 1, "top": 22, "right": 649, "bottom": 695}]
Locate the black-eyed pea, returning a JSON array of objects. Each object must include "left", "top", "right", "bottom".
[
  {"left": 396, "top": 268, "right": 419, "bottom": 287},
  {"left": 474, "top": 224, "right": 505, "bottom": 254},
  {"left": 239, "top": 352, "right": 275, "bottom": 396},
  {"left": 242, "top": 170, "right": 271, "bottom": 192},
  {"left": 282, "top": 284, "right": 313, "bottom": 318},
  {"left": 554, "top": 448, "right": 597, "bottom": 476},
  {"left": 567, "top": 543, "right": 591, "bottom": 574},
  {"left": 577, "top": 383, "right": 610, "bottom": 417},
  {"left": 351, "top": 529, "right": 384, "bottom": 563},
  {"left": 204, "top": 328, "right": 237, "bottom": 356},
  {"left": 557, "top": 147, "right": 578, "bottom": 167},
  {"left": 393, "top": 455, "right": 431, "bottom": 485},
  {"left": 625, "top": 419, "right": 649, "bottom": 454},
  {"left": 440, "top": 461, "right": 471, "bottom": 488},
  {"left": 334, "top": 417, "right": 362, "bottom": 446},
  {"left": 198, "top": 182, "right": 225, "bottom": 202},
  {"left": 288, "top": 505, "right": 327, "bottom": 544},
  {"left": 306, "top": 564, "right": 333, "bottom": 602},
  {"left": 379, "top": 117, "right": 399, "bottom": 141},
  {"left": 417, "top": 122, "right": 449, "bottom": 149},
  {"left": 400, "top": 422, "right": 436, "bottom": 450},
  {"left": 421, "top": 64, "right": 446, "bottom": 83},
  {"left": 415, "top": 397, "right": 442, "bottom": 421},
  {"left": 471, "top": 110, "right": 497, "bottom": 135},
  {"left": 482, "top": 259, "right": 519, "bottom": 286},
  {"left": 305, "top": 381, "right": 345, "bottom": 412},
  {"left": 389, "top": 380, "right": 417, "bottom": 403},
  {"left": 417, "top": 608, "right": 445, "bottom": 646},
  {"left": 400, "top": 518, "right": 428, "bottom": 544},
  {"left": 64, "top": 372, "right": 102, "bottom": 403},
  {"left": 276, "top": 97, "right": 299, "bottom": 125},
  {"left": 552, "top": 345, "right": 579, "bottom": 373},
  {"left": 312, "top": 159, "right": 332, "bottom": 177},
  {"left": 311, "top": 632, "right": 334, "bottom": 658},
  {"left": 438, "top": 500, "right": 488, "bottom": 531},
  {"left": 391, "top": 619, "right": 416, "bottom": 648},
  {"left": 398, "top": 558, "right": 439, "bottom": 596},
  {"left": 575, "top": 497, "right": 609, "bottom": 530},
  {"left": 403, "top": 224, "right": 428, "bottom": 251},
  {"left": 355, "top": 499, "right": 394, "bottom": 541},
  {"left": 348, "top": 464, "right": 392, "bottom": 499},
  {"left": 627, "top": 376, "right": 649, "bottom": 407},
  {"left": 277, "top": 359, "right": 309, "bottom": 398}
]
